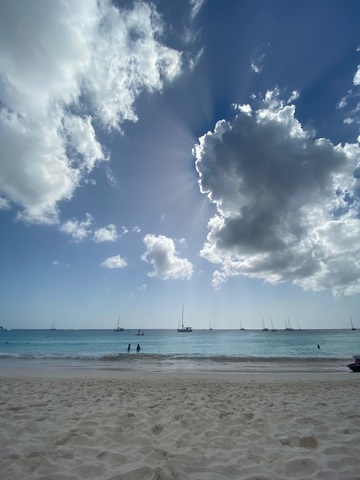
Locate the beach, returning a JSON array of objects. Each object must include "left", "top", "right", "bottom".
[{"left": 1, "top": 368, "right": 360, "bottom": 480}]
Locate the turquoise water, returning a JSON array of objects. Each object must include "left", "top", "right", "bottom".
[{"left": 0, "top": 328, "right": 358, "bottom": 372}]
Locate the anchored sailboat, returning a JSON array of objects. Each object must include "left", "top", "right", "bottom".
[
  {"left": 284, "top": 318, "right": 294, "bottom": 331},
  {"left": 114, "top": 315, "right": 124, "bottom": 332},
  {"left": 177, "top": 305, "right": 192, "bottom": 332},
  {"left": 350, "top": 316, "right": 356, "bottom": 331}
]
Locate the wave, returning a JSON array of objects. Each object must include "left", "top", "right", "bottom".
[{"left": 0, "top": 352, "right": 349, "bottom": 363}]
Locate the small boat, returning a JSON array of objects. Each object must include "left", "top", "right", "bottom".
[
  {"left": 350, "top": 316, "right": 356, "bottom": 331},
  {"left": 262, "top": 318, "right": 269, "bottom": 332},
  {"left": 270, "top": 319, "right": 277, "bottom": 332},
  {"left": 239, "top": 320, "right": 245, "bottom": 331},
  {"left": 347, "top": 355, "right": 360, "bottom": 372},
  {"left": 114, "top": 316, "right": 124, "bottom": 332},
  {"left": 177, "top": 306, "right": 192, "bottom": 332},
  {"left": 49, "top": 322, "right": 57, "bottom": 331},
  {"left": 284, "top": 318, "right": 294, "bottom": 331}
]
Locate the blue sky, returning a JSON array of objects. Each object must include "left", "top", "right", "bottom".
[{"left": 1, "top": 0, "right": 360, "bottom": 330}]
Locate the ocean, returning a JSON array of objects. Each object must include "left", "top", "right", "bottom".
[{"left": 0, "top": 328, "right": 358, "bottom": 374}]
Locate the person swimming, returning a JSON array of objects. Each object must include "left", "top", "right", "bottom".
[{"left": 136, "top": 343, "right": 141, "bottom": 352}]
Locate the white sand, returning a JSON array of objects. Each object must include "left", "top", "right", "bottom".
[{"left": 1, "top": 368, "right": 360, "bottom": 480}]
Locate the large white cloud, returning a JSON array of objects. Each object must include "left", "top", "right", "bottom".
[
  {"left": 142, "top": 234, "right": 193, "bottom": 280},
  {"left": 194, "top": 93, "right": 360, "bottom": 296},
  {"left": 0, "top": 0, "right": 183, "bottom": 224}
]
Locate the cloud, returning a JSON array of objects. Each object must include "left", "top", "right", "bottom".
[
  {"left": 0, "top": 197, "right": 10, "bottom": 211},
  {"left": 194, "top": 91, "right": 360, "bottom": 296},
  {"left": 0, "top": 0, "right": 183, "bottom": 224},
  {"left": 59, "top": 213, "right": 93, "bottom": 242},
  {"left": 93, "top": 224, "right": 118, "bottom": 243},
  {"left": 338, "top": 56, "right": 360, "bottom": 125},
  {"left": 52, "top": 260, "right": 70, "bottom": 268},
  {"left": 142, "top": 234, "right": 193, "bottom": 280},
  {"left": 354, "top": 65, "right": 360, "bottom": 86},
  {"left": 250, "top": 44, "right": 270, "bottom": 74},
  {"left": 101, "top": 254, "right": 127, "bottom": 269},
  {"left": 176, "top": 238, "right": 188, "bottom": 248},
  {"left": 190, "top": 0, "right": 206, "bottom": 20}
]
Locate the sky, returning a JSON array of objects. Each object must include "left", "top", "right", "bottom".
[{"left": 1, "top": 0, "right": 360, "bottom": 330}]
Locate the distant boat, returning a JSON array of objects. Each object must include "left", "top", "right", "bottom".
[
  {"left": 262, "top": 318, "right": 269, "bottom": 332},
  {"left": 284, "top": 318, "right": 294, "bottom": 331},
  {"left": 177, "top": 305, "right": 192, "bottom": 333},
  {"left": 209, "top": 322, "right": 213, "bottom": 331},
  {"left": 240, "top": 320, "right": 245, "bottom": 331},
  {"left": 270, "top": 319, "right": 277, "bottom": 332},
  {"left": 114, "top": 316, "right": 124, "bottom": 332},
  {"left": 49, "top": 322, "right": 57, "bottom": 331},
  {"left": 350, "top": 316, "right": 356, "bottom": 331}
]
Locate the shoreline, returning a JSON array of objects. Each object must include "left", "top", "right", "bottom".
[
  {"left": 0, "top": 362, "right": 358, "bottom": 382},
  {"left": 0, "top": 353, "right": 352, "bottom": 378}
]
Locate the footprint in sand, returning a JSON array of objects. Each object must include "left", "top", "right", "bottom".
[{"left": 152, "top": 424, "right": 163, "bottom": 435}]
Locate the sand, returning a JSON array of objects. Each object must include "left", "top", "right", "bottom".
[{"left": 0, "top": 368, "right": 360, "bottom": 480}]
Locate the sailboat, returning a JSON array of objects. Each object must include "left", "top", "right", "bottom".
[
  {"left": 262, "top": 318, "right": 269, "bottom": 332},
  {"left": 114, "top": 315, "right": 124, "bottom": 332},
  {"left": 284, "top": 318, "right": 294, "bottom": 331},
  {"left": 177, "top": 305, "right": 192, "bottom": 332},
  {"left": 240, "top": 320, "right": 245, "bottom": 331},
  {"left": 270, "top": 319, "right": 277, "bottom": 332},
  {"left": 49, "top": 321, "right": 57, "bottom": 331},
  {"left": 350, "top": 316, "right": 356, "bottom": 331}
]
